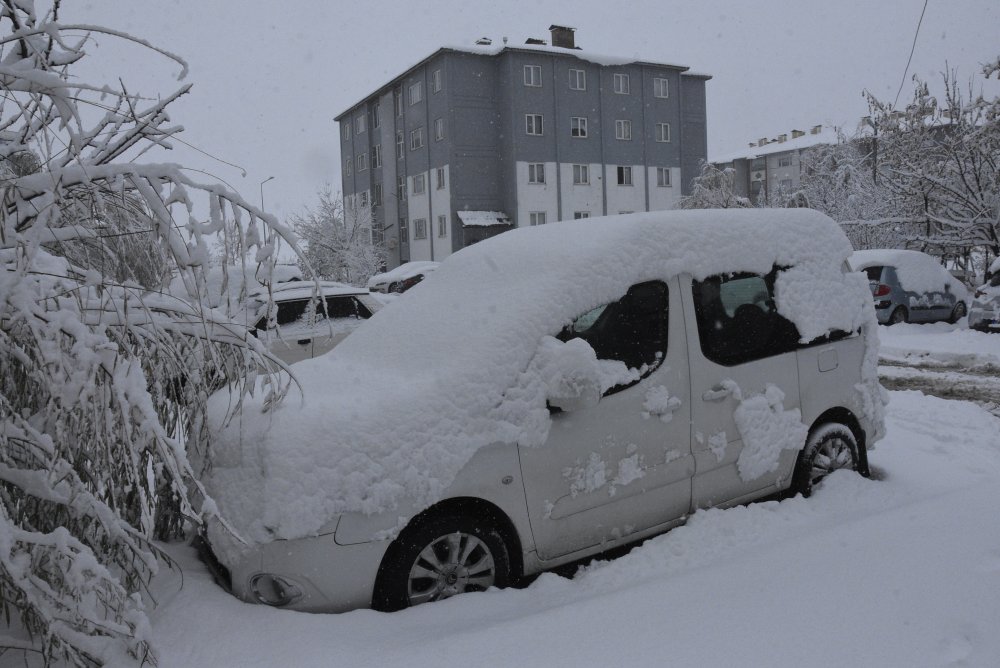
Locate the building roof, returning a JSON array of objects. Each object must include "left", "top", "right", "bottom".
[
  {"left": 335, "top": 42, "right": 710, "bottom": 121},
  {"left": 711, "top": 125, "right": 843, "bottom": 164}
]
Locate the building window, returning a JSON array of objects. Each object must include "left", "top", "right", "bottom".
[
  {"left": 525, "top": 114, "right": 543, "bottom": 135},
  {"left": 372, "top": 102, "right": 381, "bottom": 128},
  {"left": 436, "top": 167, "right": 445, "bottom": 189},
  {"left": 656, "top": 167, "right": 672, "bottom": 187},
  {"left": 434, "top": 117, "right": 445, "bottom": 141},
  {"left": 357, "top": 152, "right": 367, "bottom": 171},
  {"left": 397, "top": 176, "right": 406, "bottom": 201},
  {"left": 528, "top": 163, "right": 545, "bottom": 184},
  {"left": 413, "top": 218, "right": 427, "bottom": 239},
  {"left": 372, "top": 220, "right": 384, "bottom": 246},
  {"left": 780, "top": 178, "right": 794, "bottom": 189},
  {"left": 342, "top": 124, "right": 350, "bottom": 141},
  {"left": 399, "top": 217, "right": 408, "bottom": 242},
  {"left": 359, "top": 191, "right": 369, "bottom": 207},
  {"left": 617, "top": 165, "right": 633, "bottom": 186},
  {"left": 409, "top": 81, "right": 423, "bottom": 105},
  {"left": 345, "top": 158, "right": 352, "bottom": 176},
  {"left": 613, "top": 72, "right": 630, "bottom": 94},
  {"left": 615, "top": 119, "right": 632, "bottom": 141},
  {"left": 396, "top": 132, "right": 404, "bottom": 159},
  {"left": 572, "top": 164, "right": 590, "bottom": 185},
  {"left": 432, "top": 69, "right": 442, "bottom": 93},
  {"left": 355, "top": 115, "right": 366, "bottom": 134},
  {"left": 524, "top": 64, "right": 542, "bottom": 87},
  {"left": 574, "top": 211, "right": 590, "bottom": 219},
  {"left": 529, "top": 212, "right": 546, "bottom": 226},
  {"left": 778, "top": 156, "right": 792, "bottom": 167},
  {"left": 410, "top": 127, "right": 424, "bottom": 150},
  {"left": 653, "top": 77, "right": 669, "bottom": 99},
  {"left": 412, "top": 173, "right": 426, "bottom": 195},
  {"left": 371, "top": 144, "right": 382, "bottom": 168},
  {"left": 373, "top": 183, "right": 383, "bottom": 206},
  {"left": 437, "top": 214, "right": 448, "bottom": 237},
  {"left": 570, "top": 116, "right": 588, "bottom": 138},
  {"left": 394, "top": 88, "right": 403, "bottom": 116},
  {"left": 569, "top": 68, "right": 586, "bottom": 90},
  {"left": 656, "top": 122, "right": 671, "bottom": 143}
]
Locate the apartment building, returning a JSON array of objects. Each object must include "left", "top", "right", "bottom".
[
  {"left": 336, "top": 25, "right": 710, "bottom": 269},
  {"left": 712, "top": 125, "right": 839, "bottom": 202}
]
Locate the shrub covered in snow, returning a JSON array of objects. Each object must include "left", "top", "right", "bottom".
[{"left": 0, "top": 4, "right": 302, "bottom": 665}]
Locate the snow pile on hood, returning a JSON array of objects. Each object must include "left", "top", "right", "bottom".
[
  {"left": 205, "top": 209, "right": 880, "bottom": 545},
  {"left": 849, "top": 249, "right": 968, "bottom": 299}
]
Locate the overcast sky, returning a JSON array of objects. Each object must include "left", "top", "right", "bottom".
[{"left": 68, "top": 0, "right": 998, "bottom": 221}]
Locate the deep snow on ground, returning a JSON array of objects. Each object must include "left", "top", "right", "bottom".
[{"left": 147, "top": 390, "right": 1000, "bottom": 668}]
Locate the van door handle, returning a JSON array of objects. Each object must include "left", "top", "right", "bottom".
[
  {"left": 297, "top": 339, "right": 312, "bottom": 345},
  {"left": 702, "top": 385, "right": 733, "bottom": 402}
]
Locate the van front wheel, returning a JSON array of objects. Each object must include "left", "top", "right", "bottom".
[
  {"left": 372, "top": 513, "right": 511, "bottom": 612},
  {"left": 791, "top": 424, "right": 861, "bottom": 497}
]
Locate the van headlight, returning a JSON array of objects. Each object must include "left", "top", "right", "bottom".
[{"left": 249, "top": 573, "right": 304, "bottom": 606}]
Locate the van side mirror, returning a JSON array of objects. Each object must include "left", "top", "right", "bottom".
[{"left": 547, "top": 379, "right": 601, "bottom": 412}]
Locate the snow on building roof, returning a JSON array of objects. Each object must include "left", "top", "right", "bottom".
[
  {"left": 457, "top": 210, "right": 512, "bottom": 227},
  {"left": 335, "top": 42, "right": 706, "bottom": 121},
  {"left": 711, "top": 125, "right": 843, "bottom": 164},
  {"left": 206, "top": 208, "right": 874, "bottom": 547}
]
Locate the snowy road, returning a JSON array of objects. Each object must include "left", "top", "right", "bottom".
[{"left": 877, "top": 323, "right": 1000, "bottom": 417}]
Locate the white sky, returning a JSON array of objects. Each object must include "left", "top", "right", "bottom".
[{"left": 68, "top": 0, "right": 998, "bottom": 221}]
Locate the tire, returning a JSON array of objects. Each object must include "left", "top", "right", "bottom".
[
  {"left": 372, "top": 512, "right": 511, "bottom": 612},
  {"left": 791, "top": 423, "right": 863, "bottom": 497},
  {"left": 888, "top": 306, "right": 907, "bottom": 325},
  {"left": 948, "top": 301, "right": 967, "bottom": 324}
]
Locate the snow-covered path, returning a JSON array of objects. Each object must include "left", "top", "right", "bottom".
[{"left": 148, "top": 391, "right": 1000, "bottom": 668}]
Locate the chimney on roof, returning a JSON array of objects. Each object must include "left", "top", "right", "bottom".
[
  {"left": 811, "top": 124, "right": 822, "bottom": 135},
  {"left": 791, "top": 129, "right": 805, "bottom": 139},
  {"left": 475, "top": 37, "right": 492, "bottom": 46},
  {"left": 549, "top": 25, "right": 577, "bottom": 49},
  {"left": 758, "top": 137, "right": 768, "bottom": 146},
  {"left": 525, "top": 37, "right": 547, "bottom": 45},
  {"left": 777, "top": 133, "right": 787, "bottom": 143}
]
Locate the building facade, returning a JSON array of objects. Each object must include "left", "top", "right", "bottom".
[
  {"left": 711, "top": 125, "right": 838, "bottom": 202},
  {"left": 336, "top": 27, "right": 710, "bottom": 269}
]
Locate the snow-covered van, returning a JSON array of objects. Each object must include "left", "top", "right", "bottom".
[
  {"left": 969, "top": 256, "right": 1000, "bottom": 332},
  {"left": 200, "top": 209, "right": 885, "bottom": 613}
]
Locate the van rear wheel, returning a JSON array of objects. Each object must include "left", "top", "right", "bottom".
[{"left": 791, "top": 424, "right": 861, "bottom": 497}]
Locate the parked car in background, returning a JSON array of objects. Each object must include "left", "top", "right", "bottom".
[
  {"left": 969, "top": 257, "right": 1000, "bottom": 332},
  {"left": 848, "top": 249, "right": 969, "bottom": 325},
  {"left": 367, "top": 261, "right": 440, "bottom": 293},
  {"left": 242, "top": 281, "right": 382, "bottom": 365},
  {"left": 201, "top": 209, "right": 883, "bottom": 615}
]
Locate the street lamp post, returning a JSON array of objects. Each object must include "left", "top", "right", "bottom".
[{"left": 259, "top": 175, "right": 275, "bottom": 211}]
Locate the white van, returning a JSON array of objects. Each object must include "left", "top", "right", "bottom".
[{"left": 201, "top": 208, "right": 885, "bottom": 613}]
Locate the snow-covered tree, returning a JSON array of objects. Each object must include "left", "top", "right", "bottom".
[
  {"left": 0, "top": 3, "right": 302, "bottom": 665},
  {"left": 290, "top": 186, "right": 386, "bottom": 285},
  {"left": 864, "top": 58, "right": 1000, "bottom": 256},
  {"left": 677, "top": 162, "right": 751, "bottom": 210}
]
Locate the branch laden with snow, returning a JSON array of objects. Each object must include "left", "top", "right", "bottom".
[{"left": 0, "top": 2, "right": 306, "bottom": 665}]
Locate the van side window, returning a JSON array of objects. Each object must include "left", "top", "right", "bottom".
[
  {"left": 558, "top": 280, "right": 668, "bottom": 393},
  {"left": 693, "top": 271, "right": 800, "bottom": 366}
]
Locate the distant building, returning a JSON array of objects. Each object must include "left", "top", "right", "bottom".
[
  {"left": 336, "top": 25, "right": 711, "bottom": 269},
  {"left": 712, "top": 125, "right": 839, "bottom": 202}
]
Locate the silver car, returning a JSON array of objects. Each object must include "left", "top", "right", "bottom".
[
  {"left": 968, "top": 262, "right": 1000, "bottom": 332},
  {"left": 242, "top": 282, "right": 382, "bottom": 365},
  {"left": 202, "top": 209, "right": 882, "bottom": 614},
  {"left": 849, "top": 249, "right": 969, "bottom": 325}
]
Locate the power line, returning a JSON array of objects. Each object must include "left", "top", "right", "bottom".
[{"left": 894, "top": 0, "right": 930, "bottom": 108}]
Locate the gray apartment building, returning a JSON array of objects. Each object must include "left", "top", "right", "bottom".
[{"left": 336, "top": 26, "right": 711, "bottom": 269}]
